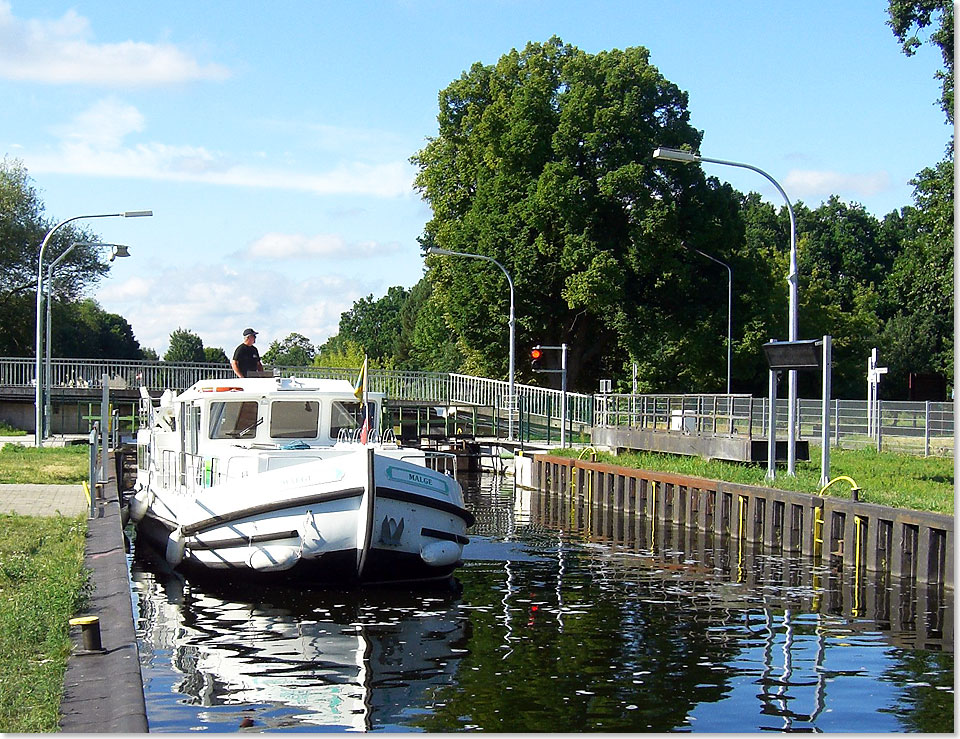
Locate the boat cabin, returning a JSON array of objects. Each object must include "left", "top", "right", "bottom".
[
  {"left": 161, "top": 377, "right": 383, "bottom": 447},
  {"left": 139, "top": 377, "right": 387, "bottom": 492}
]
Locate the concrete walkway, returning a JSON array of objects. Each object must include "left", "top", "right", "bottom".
[
  {"left": 58, "top": 472, "right": 148, "bottom": 733},
  {"left": 0, "top": 483, "right": 88, "bottom": 517}
]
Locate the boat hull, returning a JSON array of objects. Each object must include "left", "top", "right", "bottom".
[{"left": 133, "top": 447, "right": 473, "bottom": 585}]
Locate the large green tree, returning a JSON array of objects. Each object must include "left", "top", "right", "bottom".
[
  {"left": 332, "top": 286, "right": 410, "bottom": 365},
  {"left": 395, "top": 278, "right": 462, "bottom": 372},
  {"left": 880, "top": 160, "right": 954, "bottom": 395},
  {"left": 884, "top": 0, "right": 954, "bottom": 397},
  {"left": 0, "top": 158, "right": 111, "bottom": 355},
  {"left": 414, "top": 38, "right": 738, "bottom": 392},
  {"left": 888, "top": 0, "right": 954, "bottom": 125},
  {"left": 262, "top": 332, "right": 315, "bottom": 367},
  {"left": 50, "top": 299, "right": 141, "bottom": 359},
  {"left": 164, "top": 328, "right": 205, "bottom": 363}
]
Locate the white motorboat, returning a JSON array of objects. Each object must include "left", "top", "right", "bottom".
[{"left": 128, "top": 376, "right": 474, "bottom": 585}]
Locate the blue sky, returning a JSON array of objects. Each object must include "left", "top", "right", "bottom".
[{"left": 1, "top": 1, "right": 949, "bottom": 356}]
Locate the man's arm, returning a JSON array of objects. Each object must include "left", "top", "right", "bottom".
[{"left": 231, "top": 359, "right": 243, "bottom": 378}]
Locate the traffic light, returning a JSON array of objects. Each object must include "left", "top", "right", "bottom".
[{"left": 530, "top": 347, "right": 543, "bottom": 371}]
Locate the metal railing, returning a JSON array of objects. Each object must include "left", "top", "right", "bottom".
[
  {"left": 596, "top": 393, "right": 755, "bottom": 437},
  {"left": 0, "top": 357, "right": 952, "bottom": 455}
]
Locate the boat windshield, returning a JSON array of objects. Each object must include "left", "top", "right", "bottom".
[
  {"left": 329, "top": 400, "right": 376, "bottom": 439},
  {"left": 209, "top": 401, "right": 261, "bottom": 439},
  {"left": 270, "top": 400, "right": 320, "bottom": 438}
]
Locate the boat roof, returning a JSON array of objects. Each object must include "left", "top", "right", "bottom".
[{"left": 177, "top": 376, "right": 383, "bottom": 402}]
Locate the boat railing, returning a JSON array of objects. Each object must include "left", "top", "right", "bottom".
[{"left": 418, "top": 450, "right": 458, "bottom": 482}]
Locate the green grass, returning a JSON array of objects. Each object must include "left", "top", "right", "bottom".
[
  {"left": 0, "top": 514, "right": 88, "bottom": 732},
  {"left": 0, "top": 423, "right": 26, "bottom": 436},
  {"left": 0, "top": 445, "right": 90, "bottom": 484},
  {"left": 555, "top": 446, "right": 955, "bottom": 516}
]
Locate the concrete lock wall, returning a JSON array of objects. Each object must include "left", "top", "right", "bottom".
[{"left": 529, "top": 454, "right": 953, "bottom": 589}]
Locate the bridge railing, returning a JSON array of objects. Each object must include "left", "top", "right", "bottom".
[{"left": 0, "top": 357, "right": 951, "bottom": 454}]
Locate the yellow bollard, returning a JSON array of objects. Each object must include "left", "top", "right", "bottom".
[{"left": 69, "top": 615, "right": 103, "bottom": 651}]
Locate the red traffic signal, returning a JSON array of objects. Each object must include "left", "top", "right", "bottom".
[{"left": 530, "top": 347, "right": 543, "bottom": 370}]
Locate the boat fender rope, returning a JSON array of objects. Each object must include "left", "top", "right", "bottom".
[{"left": 298, "top": 510, "right": 324, "bottom": 556}]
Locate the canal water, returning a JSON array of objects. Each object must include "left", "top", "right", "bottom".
[{"left": 129, "top": 473, "right": 954, "bottom": 732}]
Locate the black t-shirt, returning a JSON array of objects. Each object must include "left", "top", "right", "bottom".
[{"left": 233, "top": 343, "right": 261, "bottom": 377}]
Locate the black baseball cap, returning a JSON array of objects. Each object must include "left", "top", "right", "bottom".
[{"left": 243, "top": 328, "right": 257, "bottom": 337}]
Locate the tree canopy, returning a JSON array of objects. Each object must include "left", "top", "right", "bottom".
[
  {"left": 0, "top": 158, "right": 114, "bottom": 356},
  {"left": 413, "top": 37, "right": 747, "bottom": 391},
  {"left": 164, "top": 328, "right": 206, "bottom": 363},
  {"left": 262, "top": 332, "right": 316, "bottom": 367}
]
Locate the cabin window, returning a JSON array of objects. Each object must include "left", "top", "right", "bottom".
[
  {"left": 270, "top": 401, "right": 320, "bottom": 438},
  {"left": 187, "top": 405, "right": 201, "bottom": 454},
  {"left": 329, "top": 401, "right": 376, "bottom": 439},
  {"left": 209, "top": 401, "right": 261, "bottom": 439}
]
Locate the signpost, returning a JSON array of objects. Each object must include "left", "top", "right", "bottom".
[{"left": 763, "top": 336, "right": 833, "bottom": 485}]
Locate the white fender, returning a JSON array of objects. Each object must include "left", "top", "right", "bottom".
[
  {"left": 248, "top": 545, "right": 300, "bottom": 572},
  {"left": 298, "top": 510, "right": 324, "bottom": 557},
  {"left": 128, "top": 488, "right": 153, "bottom": 523},
  {"left": 165, "top": 527, "right": 185, "bottom": 566},
  {"left": 420, "top": 539, "right": 461, "bottom": 567}
]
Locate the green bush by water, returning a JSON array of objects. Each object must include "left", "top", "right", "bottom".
[
  {"left": 0, "top": 514, "right": 88, "bottom": 732},
  {"left": 555, "top": 446, "right": 954, "bottom": 515}
]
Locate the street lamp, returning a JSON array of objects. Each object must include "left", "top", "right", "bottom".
[
  {"left": 426, "top": 246, "right": 516, "bottom": 440},
  {"left": 35, "top": 211, "right": 152, "bottom": 445},
  {"left": 43, "top": 243, "right": 132, "bottom": 438},
  {"left": 653, "top": 147, "right": 799, "bottom": 475},
  {"left": 681, "top": 243, "right": 732, "bottom": 395}
]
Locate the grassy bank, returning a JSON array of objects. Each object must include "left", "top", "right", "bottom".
[
  {"left": 0, "top": 444, "right": 89, "bottom": 484},
  {"left": 552, "top": 446, "right": 954, "bottom": 516},
  {"left": 0, "top": 514, "right": 88, "bottom": 732}
]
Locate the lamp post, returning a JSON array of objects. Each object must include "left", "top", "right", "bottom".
[
  {"left": 35, "top": 211, "right": 152, "bottom": 445},
  {"left": 43, "top": 243, "right": 132, "bottom": 439},
  {"left": 426, "top": 246, "right": 516, "bottom": 440},
  {"left": 654, "top": 147, "right": 799, "bottom": 475},
  {"left": 681, "top": 243, "right": 732, "bottom": 395}
]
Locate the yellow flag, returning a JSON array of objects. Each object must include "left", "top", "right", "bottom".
[{"left": 353, "top": 356, "right": 367, "bottom": 401}]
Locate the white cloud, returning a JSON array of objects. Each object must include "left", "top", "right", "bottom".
[
  {"left": 96, "top": 264, "right": 372, "bottom": 355},
  {"left": 0, "top": 1, "right": 229, "bottom": 85},
  {"left": 51, "top": 98, "right": 145, "bottom": 149},
  {"left": 242, "top": 233, "right": 401, "bottom": 260},
  {"left": 26, "top": 99, "right": 416, "bottom": 197},
  {"left": 783, "top": 169, "right": 891, "bottom": 199}
]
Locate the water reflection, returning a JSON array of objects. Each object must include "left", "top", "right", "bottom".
[
  {"left": 130, "top": 473, "right": 954, "bottom": 732},
  {"left": 132, "top": 551, "right": 469, "bottom": 731}
]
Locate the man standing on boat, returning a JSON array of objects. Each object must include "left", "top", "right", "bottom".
[{"left": 231, "top": 328, "right": 264, "bottom": 378}]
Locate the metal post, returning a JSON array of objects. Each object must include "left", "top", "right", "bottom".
[
  {"left": 834, "top": 398, "right": 840, "bottom": 446},
  {"left": 819, "top": 335, "right": 831, "bottom": 488},
  {"left": 767, "top": 369, "right": 778, "bottom": 480},
  {"left": 33, "top": 211, "right": 152, "bottom": 446},
  {"left": 654, "top": 150, "right": 797, "bottom": 472},
  {"left": 99, "top": 374, "right": 109, "bottom": 484},
  {"left": 88, "top": 424, "right": 98, "bottom": 518},
  {"left": 560, "top": 343, "right": 568, "bottom": 448},
  {"left": 876, "top": 399, "right": 882, "bottom": 452},
  {"left": 924, "top": 400, "right": 931, "bottom": 456}
]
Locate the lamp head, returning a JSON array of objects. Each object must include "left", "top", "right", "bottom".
[
  {"left": 652, "top": 147, "right": 700, "bottom": 163},
  {"left": 121, "top": 210, "right": 153, "bottom": 218},
  {"left": 109, "top": 244, "right": 131, "bottom": 262}
]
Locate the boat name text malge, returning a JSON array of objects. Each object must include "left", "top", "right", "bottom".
[{"left": 387, "top": 467, "right": 450, "bottom": 496}]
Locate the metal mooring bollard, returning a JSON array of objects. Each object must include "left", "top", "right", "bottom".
[{"left": 69, "top": 615, "right": 103, "bottom": 652}]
